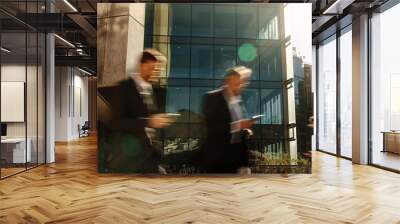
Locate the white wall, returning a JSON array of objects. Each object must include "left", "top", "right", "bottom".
[
  {"left": 71, "top": 73, "right": 89, "bottom": 138},
  {"left": 55, "top": 67, "right": 89, "bottom": 141},
  {"left": 55, "top": 66, "right": 69, "bottom": 141},
  {"left": 1, "top": 64, "right": 26, "bottom": 81},
  {"left": 1, "top": 63, "right": 46, "bottom": 164},
  {"left": 1, "top": 65, "right": 26, "bottom": 138},
  {"left": 1, "top": 65, "right": 33, "bottom": 138}
]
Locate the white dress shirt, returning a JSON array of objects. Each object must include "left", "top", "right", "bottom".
[{"left": 132, "top": 74, "right": 153, "bottom": 99}]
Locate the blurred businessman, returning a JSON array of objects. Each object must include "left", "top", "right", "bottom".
[
  {"left": 108, "top": 49, "right": 171, "bottom": 173},
  {"left": 200, "top": 66, "right": 254, "bottom": 173}
]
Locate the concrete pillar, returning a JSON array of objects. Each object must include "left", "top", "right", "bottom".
[
  {"left": 97, "top": 3, "right": 145, "bottom": 86},
  {"left": 46, "top": 32, "right": 55, "bottom": 163},
  {"left": 352, "top": 14, "right": 369, "bottom": 164}
]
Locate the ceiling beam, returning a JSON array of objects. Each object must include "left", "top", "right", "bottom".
[
  {"left": 67, "top": 13, "right": 97, "bottom": 39},
  {"left": 322, "top": 0, "right": 356, "bottom": 14},
  {"left": 55, "top": 55, "right": 96, "bottom": 69}
]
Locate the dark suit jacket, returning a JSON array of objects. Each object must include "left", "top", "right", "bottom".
[
  {"left": 107, "top": 78, "right": 160, "bottom": 173},
  {"left": 200, "top": 89, "right": 248, "bottom": 173},
  {"left": 203, "top": 89, "right": 232, "bottom": 149}
]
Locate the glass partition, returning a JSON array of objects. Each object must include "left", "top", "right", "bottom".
[
  {"left": 1, "top": 30, "right": 28, "bottom": 177},
  {"left": 27, "top": 31, "right": 38, "bottom": 169},
  {"left": 0, "top": 1, "right": 46, "bottom": 179},
  {"left": 370, "top": 4, "right": 400, "bottom": 171}
]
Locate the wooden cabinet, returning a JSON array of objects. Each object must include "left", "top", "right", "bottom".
[{"left": 382, "top": 132, "right": 400, "bottom": 154}]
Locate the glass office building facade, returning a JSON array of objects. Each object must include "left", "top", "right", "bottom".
[
  {"left": 143, "top": 3, "right": 312, "bottom": 167},
  {"left": 0, "top": 1, "right": 47, "bottom": 179}
]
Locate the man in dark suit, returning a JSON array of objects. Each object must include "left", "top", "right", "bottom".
[
  {"left": 107, "top": 49, "right": 171, "bottom": 173},
  {"left": 200, "top": 66, "right": 254, "bottom": 173}
]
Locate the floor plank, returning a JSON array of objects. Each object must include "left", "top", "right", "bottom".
[
  {"left": 373, "top": 151, "right": 400, "bottom": 171},
  {"left": 1, "top": 135, "right": 400, "bottom": 224}
]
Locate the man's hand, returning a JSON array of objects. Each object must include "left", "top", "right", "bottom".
[
  {"left": 148, "top": 113, "right": 172, "bottom": 129},
  {"left": 243, "top": 128, "right": 253, "bottom": 139},
  {"left": 240, "top": 119, "right": 255, "bottom": 129}
]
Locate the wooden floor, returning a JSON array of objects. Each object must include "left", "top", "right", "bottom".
[
  {"left": 1, "top": 167, "right": 26, "bottom": 178},
  {"left": 373, "top": 151, "right": 400, "bottom": 171},
  {"left": 1, "top": 136, "right": 400, "bottom": 224}
]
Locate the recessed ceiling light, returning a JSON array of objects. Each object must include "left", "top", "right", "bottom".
[
  {"left": 54, "top": 34, "right": 75, "bottom": 48},
  {"left": 77, "top": 67, "right": 94, "bottom": 76},
  {"left": 1, "top": 47, "right": 11, "bottom": 53},
  {"left": 63, "top": 0, "right": 78, "bottom": 12}
]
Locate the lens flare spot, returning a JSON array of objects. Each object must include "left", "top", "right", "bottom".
[{"left": 238, "top": 43, "right": 257, "bottom": 62}]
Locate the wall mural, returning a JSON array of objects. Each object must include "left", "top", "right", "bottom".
[{"left": 97, "top": 3, "right": 313, "bottom": 174}]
